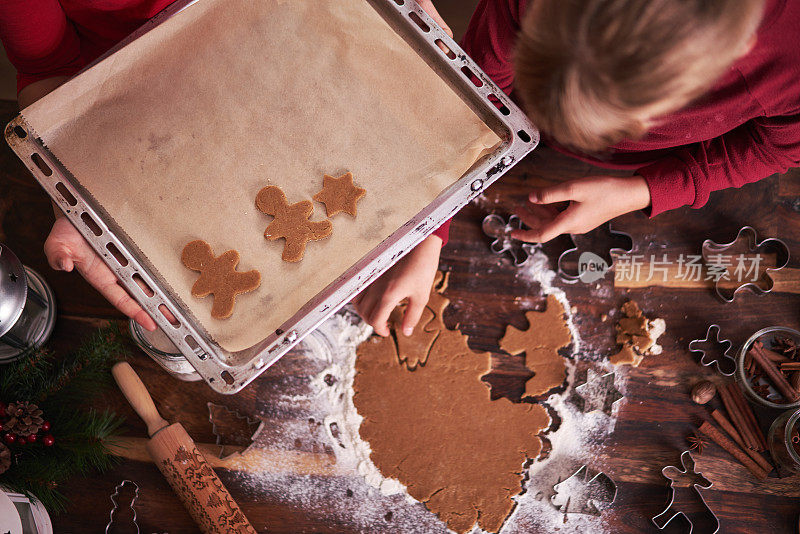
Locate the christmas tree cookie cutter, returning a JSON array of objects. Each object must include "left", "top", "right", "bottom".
[
  {"left": 105, "top": 480, "right": 140, "bottom": 534},
  {"left": 481, "top": 214, "right": 538, "bottom": 266},
  {"left": 557, "top": 223, "right": 634, "bottom": 283},
  {"left": 689, "top": 324, "right": 736, "bottom": 376},
  {"left": 702, "top": 226, "right": 790, "bottom": 303},
  {"left": 652, "top": 450, "right": 719, "bottom": 533},
  {"left": 551, "top": 464, "right": 617, "bottom": 516},
  {"left": 207, "top": 402, "right": 264, "bottom": 459}
]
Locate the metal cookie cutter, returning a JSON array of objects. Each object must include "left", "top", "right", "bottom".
[
  {"left": 551, "top": 465, "right": 617, "bottom": 516},
  {"left": 572, "top": 369, "right": 624, "bottom": 416},
  {"left": 557, "top": 223, "right": 634, "bottom": 283},
  {"left": 481, "top": 214, "right": 538, "bottom": 266},
  {"left": 105, "top": 480, "right": 140, "bottom": 534},
  {"left": 652, "top": 451, "right": 718, "bottom": 533},
  {"left": 207, "top": 402, "right": 265, "bottom": 459},
  {"left": 689, "top": 324, "right": 736, "bottom": 376},
  {"left": 702, "top": 226, "right": 790, "bottom": 303}
]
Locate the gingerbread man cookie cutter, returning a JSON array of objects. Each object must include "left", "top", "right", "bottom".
[
  {"left": 688, "top": 324, "right": 735, "bottom": 376},
  {"left": 481, "top": 214, "right": 538, "bottom": 266},
  {"left": 702, "top": 226, "right": 790, "bottom": 303},
  {"left": 557, "top": 223, "right": 633, "bottom": 283}
]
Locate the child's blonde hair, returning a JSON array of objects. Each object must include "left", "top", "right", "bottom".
[{"left": 514, "top": 0, "right": 765, "bottom": 153}]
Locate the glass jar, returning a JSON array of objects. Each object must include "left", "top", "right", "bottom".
[
  {"left": 736, "top": 326, "right": 800, "bottom": 410},
  {"left": 768, "top": 407, "right": 800, "bottom": 475},
  {"left": 129, "top": 319, "right": 201, "bottom": 381}
]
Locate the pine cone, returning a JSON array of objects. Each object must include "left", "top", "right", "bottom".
[
  {"left": 5, "top": 401, "right": 44, "bottom": 436},
  {"left": 0, "top": 443, "right": 10, "bottom": 475}
]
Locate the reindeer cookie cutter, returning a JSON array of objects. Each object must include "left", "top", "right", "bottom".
[
  {"left": 689, "top": 324, "right": 736, "bottom": 376},
  {"left": 481, "top": 214, "right": 538, "bottom": 266},
  {"left": 702, "top": 226, "right": 790, "bottom": 303},
  {"left": 652, "top": 450, "right": 719, "bottom": 533}
]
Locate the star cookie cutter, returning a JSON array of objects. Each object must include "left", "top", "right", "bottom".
[
  {"left": 702, "top": 226, "right": 790, "bottom": 303},
  {"left": 105, "top": 480, "right": 140, "bottom": 534},
  {"left": 688, "top": 324, "right": 735, "bottom": 376},
  {"left": 652, "top": 450, "right": 718, "bottom": 533},
  {"left": 481, "top": 214, "right": 538, "bottom": 266},
  {"left": 557, "top": 223, "right": 634, "bottom": 283},
  {"left": 207, "top": 402, "right": 265, "bottom": 459},
  {"left": 551, "top": 465, "right": 617, "bottom": 516},
  {"left": 571, "top": 369, "right": 624, "bottom": 416}
]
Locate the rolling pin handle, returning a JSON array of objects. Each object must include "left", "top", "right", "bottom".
[{"left": 112, "top": 361, "right": 169, "bottom": 437}]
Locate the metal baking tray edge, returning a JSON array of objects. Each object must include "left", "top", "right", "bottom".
[{"left": 5, "top": 0, "right": 538, "bottom": 394}]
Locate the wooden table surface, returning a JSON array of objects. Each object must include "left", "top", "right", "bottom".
[{"left": 2, "top": 98, "right": 799, "bottom": 533}]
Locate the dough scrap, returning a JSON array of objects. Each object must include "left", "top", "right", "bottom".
[
  {"left": 609, "top": 300, "right": 666, "bottom": 367},
  {"left": 354, "top": 328, "right": 550, "bottom": 533},
  {"left": 255, "top": 185, "right": 332, "bottom": 262},
  {"left": 312, "top": 172, "right": 366, "bottom": 217},
  {"left": 499, "top": 295, "right": 572, "bottom": 397},
  {"left": 181, "top": 240, "right": 261, "bottom": 319}
]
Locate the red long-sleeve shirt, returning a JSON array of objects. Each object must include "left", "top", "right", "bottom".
[{"left": 462, "top": 0, "right": 800, "bottom": 216}]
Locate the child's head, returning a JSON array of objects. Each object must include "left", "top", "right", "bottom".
[{"left": 514, "top": 0, "right": 765, "bottom": 152}]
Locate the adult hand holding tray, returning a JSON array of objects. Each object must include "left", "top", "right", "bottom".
[{"left": 6, "top": 0, "right": 537, "bottom": 393}]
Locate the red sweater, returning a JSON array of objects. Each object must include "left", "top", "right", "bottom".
[
  {"left": 3, "top": 0, "right": 798, "bottom": 232},
  {"left": 462, "top": 0, "right": 800, "bottom": 216}
]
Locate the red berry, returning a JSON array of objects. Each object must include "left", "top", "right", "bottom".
[
  {"left": 42, "top": 435, "right": 54, "bottom": 447},
  {"left": 0, "top": 423, "right": 4, "bottom": 432},
  {"left": 26, "top": 434, "right": 37, "bottom": 444},
  {"left": 40, "top": 421, "right": 51, "bottom": 432},
  {"left": 0, "top": 402, "right": 6, "bottom": 417},
  {"left": 3, "top": 433, "right": 15, "bottom": 445}
]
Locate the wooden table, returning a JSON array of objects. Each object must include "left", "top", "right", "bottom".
[{"left": 2, "top": 99, "right": 799, "bottom": 533}]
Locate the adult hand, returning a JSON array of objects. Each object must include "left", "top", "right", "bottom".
[
  {"left": 354, "top": 234, "right": 441, "bottom": 337},
  {"left": 44, "top": 213, "right": 158, "bottom": 330},
  {"left": 512, "top": 175, "right": 651, "bottom": 243}
]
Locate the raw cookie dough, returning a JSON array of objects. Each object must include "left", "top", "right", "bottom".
[
  {"left": 255, "top": 185, "right": 332, "bottom": 262},
  {"left": 354, "top": 327, "right": 550, "bottom": 533},
  {"left": 609, "top": 301, "right": 666, "bottom": 366},
  {"left": 499, "top": 295, "right": 572, "bottom": 397},
  {"left": 312, "top": 172, "right": 366, "bottom": 217},
  {"left": 181, "top": 240, "right": 261, "bottom": 319}
]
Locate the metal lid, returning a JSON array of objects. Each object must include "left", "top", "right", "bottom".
[{"left": 0, "top": 244, "right": 27, "bottom": 339}]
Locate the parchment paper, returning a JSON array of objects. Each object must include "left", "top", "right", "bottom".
[{"left": 23, "top": 0, "right": 500, "bottom": 352}]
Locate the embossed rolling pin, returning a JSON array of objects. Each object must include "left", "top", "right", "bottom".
[{"left": 112, "top": 362, "right": 258, "bottom": 534}]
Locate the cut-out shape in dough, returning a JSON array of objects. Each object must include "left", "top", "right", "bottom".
[
  {"left": 499, "top": 295, "right": 572, "bottom": 397},
  {"left": 255, "top": 185, "right": 332, "bottom": 262},
  {"left": 313, "top": 172, "right": 366, "bottom": 217},
  {"left": 181, "top": 240, "right": 261, "bottom": 319},
  {"left": 354, "top": 326, "right": 550, "bottom": 533}
]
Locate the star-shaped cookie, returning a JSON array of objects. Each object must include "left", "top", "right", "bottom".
[{"left": 313, "top": 172, "right": 366, "bottom": 217}]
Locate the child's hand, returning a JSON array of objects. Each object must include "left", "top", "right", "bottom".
[
  {"left": 44, "top": 213, "right": 158, "bottom": 330},
  {"left": 417, "top": 0, "right": 452, "bottom": 37},
  {"left": 511, "top": 175, "right": 651, "bottom": 243},
  {"left": 354, "top": 234, "right": 442, "bottom": 337}
]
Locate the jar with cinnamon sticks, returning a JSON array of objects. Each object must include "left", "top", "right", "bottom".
[
  {"left": 767, "top": 407, "right": 800, "bottom": 475},
  {"left": 736, "top": 327, "right": 800, "bottom": 409}
]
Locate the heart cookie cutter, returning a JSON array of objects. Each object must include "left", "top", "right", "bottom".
[
  {"left": 481, "top": 214, "right": 538, "bottom": 266},
  {"left": 557, "top": 223, "right": 634, "bottom": 283},
  {"left": 689, "top": 324, "right": 736, "bottom": 376},
  {"left": 702, "top": 226, "right": 790, "bottom": 303}
]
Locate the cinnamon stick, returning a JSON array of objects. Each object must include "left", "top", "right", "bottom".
[
  {"left": 779, "top": 362, "right": 800, "bottom": 371},
  {"left": 756, "top": 341, "right": 793, "bottom": 363},
  {"left": 791, "top": 371, "right": 800, "bottom": 391},
  {"left": 698, "top": 421, "right": 768, "bottom": 480},
  {"left": 710, "top": 409, "right": 773, "bottom": 473},
  {"left": 718, "top": 384, "right": 759, "bottom": 450},
  {"left": 728, "top": 383, "right": 768, "bottom": 451},
  {"left": 750, "top": 343, "right": 800, "bottom": 402}
]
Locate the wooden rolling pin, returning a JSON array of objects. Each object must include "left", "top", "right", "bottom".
[{"left": 112, "top": 362, "right": 257, "bottom": 534}]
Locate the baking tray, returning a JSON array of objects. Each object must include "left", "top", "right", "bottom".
[{"left": 5, "top": 0, "right": 538, "bottom": 393}]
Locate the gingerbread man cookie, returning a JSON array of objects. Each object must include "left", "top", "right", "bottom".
[
  {"left": 256, "top": 186, "right": 333, "bottom": 262},
  {"left": 313, "top": 172, "right": 366, "bottom": 217},
  {"left": 181, "top": 240, "right": 261, "bottom": 319}
]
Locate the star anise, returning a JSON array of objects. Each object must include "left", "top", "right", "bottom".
[
  {"left": 687, "top": 433, "right": 708, "bottom": 454},
  {"left": 773, "top": 336, "right": 797, "bottom": 360}
]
